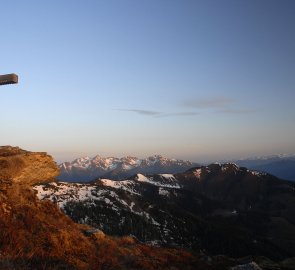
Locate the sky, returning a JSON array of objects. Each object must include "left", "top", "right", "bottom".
[{"left": 0, "top": 0, "right": 294, "bottom": 163}]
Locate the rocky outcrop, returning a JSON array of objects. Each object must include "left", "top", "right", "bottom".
[
  {"left": 0, "top": 146, "right": 59, "bottom": 185},
  {"left": 231, "top": 262, "right": 262, "bottom": 270}
]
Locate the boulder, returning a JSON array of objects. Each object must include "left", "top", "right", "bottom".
[{"left": 0, "top": 146, "right": 59, "bottom": 185}]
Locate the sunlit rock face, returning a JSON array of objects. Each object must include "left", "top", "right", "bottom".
[{"left": 0, "top": 146, "right": 59, "bottom": 185}]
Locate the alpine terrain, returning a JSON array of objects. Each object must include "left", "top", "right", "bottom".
[
  {"left": 58, "top": 155, "right": 197, "bottom": 182},
  {"left": 0, "top": 146, "right": 204, "bottom": 270},
  {"left": 1, "top": 146, "right": 295, "bottom": 269},
  {"left": 36, "top": 162, "right": 295, "bottom": 269}
]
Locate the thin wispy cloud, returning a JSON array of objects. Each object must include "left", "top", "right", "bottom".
[
  {"left": 116, "top": 109, "right": 162, "bottom": 116},
  {"left": 181, "top": 96, "right": 256, "bottom": 114},
  {"left": 183, "top": 96, "right": 235, "bottom": 109},
  {"left": 115, "top": 109, "right": 199, "bottom": 118},
  {"left": 156, "top": 112, "right": 199, "bottom": 118},
  {"left": 216, "top": 108, "right": 257, "bottom": 114}
]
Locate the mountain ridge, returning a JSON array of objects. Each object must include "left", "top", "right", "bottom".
[
  {"left": 58, "top": 154, "right": 198, "bottom": 182},
  {"left": 58, "top": 152, "right": 295, "bottom": 182},
  {"left": 36, "top": 162, "right": 295, "bottom": 262}
]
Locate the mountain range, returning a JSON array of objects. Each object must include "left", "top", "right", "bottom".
[
  {"left": 2, "top": 146, "right": 295, "bottom": 269},
  {"left": 58, "top": 155, "right": 197, "bottom": 182},
  {"left": 36, "top": 162, "right": 295, "bottom": 266},
  {"left": 233, "top": 154, "right": 295, "bottom": 181},
  {"left": 57, "top": 153, "right": 295, "bottom": 183}
]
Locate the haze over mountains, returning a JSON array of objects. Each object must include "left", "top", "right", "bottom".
[{"left": 233, "top": 154, "right": 295, "bottom": 182}]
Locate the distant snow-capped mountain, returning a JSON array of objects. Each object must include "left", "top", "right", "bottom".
[
  {"left": 232, "top": 154, "right": 295, "bottom": 181},
  {"left": 234, "top": 153, "right": 295, "bottom": 163},
  {"left": 57, "top": 155, "right": 198, "bottom": 182}
]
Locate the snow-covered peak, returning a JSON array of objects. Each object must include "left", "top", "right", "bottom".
[
  {"left": 193, "top": 168, "right": 202, "bottom": 179},
  {"left": 159, "top": 174, "right": 175, "bottom": 179},
  {"left": 121, "top": 156, "right": 140, "bottom": 163},
  {"left": 247, "top": 169, "right": 267, "bottom": 177},
  {"left": 92, "top": 155, "right": 101, "bottom": 160},
  {"left": 221, "top": 163, "right": 240, "bottom": 171},
  {"left": 71, "top": 156, "right": 91, "bottom": 168},
  {"left": 58, "top": 154, "right": 197, "bottom": 182},
  {"left": 136, "top": 174, "right": 150, "bottom": 182},
  {"left": 135, "top": 174, "right": 180, "bottom": 188},
  {"left": 73, "top": 156, "right": 90, "bottom": 162},
  {"left": 237, "top": 154, "right": 295, "bottom": 161},
  {"left": 148, "top": 155, "right": 163, "bottom": 160},
  {"left": 60, "top": 155, "right": 194, "bottom": 169}
]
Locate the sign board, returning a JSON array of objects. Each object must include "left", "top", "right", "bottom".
[{"left": 0, "top": 74, "right": 18, "bottom": 85}]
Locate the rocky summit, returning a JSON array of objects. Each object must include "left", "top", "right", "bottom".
[{"left": 0, "top": 146, "right": 59, "bottom": 185}]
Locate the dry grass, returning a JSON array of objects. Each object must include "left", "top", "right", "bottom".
[{"left": 0, "top": 185, "right": 203, "bottom": 270}]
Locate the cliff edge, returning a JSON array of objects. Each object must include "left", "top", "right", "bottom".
[{"left": 0, "top": 146, "right": 59, "bottom": 185}]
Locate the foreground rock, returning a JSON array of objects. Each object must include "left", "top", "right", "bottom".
[{"left": 0, "top": 146, "right": 59, "bottom": 185}]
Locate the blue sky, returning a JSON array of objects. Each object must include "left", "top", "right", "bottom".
[{"left": 0, "top": 0, "right": 294, "bottom": 163}]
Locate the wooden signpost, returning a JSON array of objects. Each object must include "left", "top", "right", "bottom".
[{"left": 0, "top": 74, "right": 18, "bottom": 85}]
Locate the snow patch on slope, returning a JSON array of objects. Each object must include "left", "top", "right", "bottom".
[
  {"left": 100, "top": 179, "right": 140, "bottom": 195},
  {"left": 136, "top": 174, "right": 180, "bottom": 188},
  {"left": 159, "top": 174, "right": 176, "bottom": 180},
  {"left": 193, "top": 168, "right": 202, "bottom": 179},
  {"left": 136, "top": 173, "right": 150, "bottom": 182},
  {"left": 33, "top": 182, "right": 124, "bottom": 209},
  {"left": 159, "top": 188, "right": 170, "bottom": 196}
]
